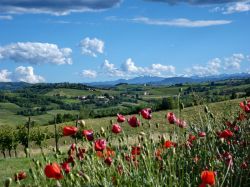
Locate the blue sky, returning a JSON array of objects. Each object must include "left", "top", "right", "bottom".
[{"left": 0, "top": 0, "right": 250, "bottom": 83}]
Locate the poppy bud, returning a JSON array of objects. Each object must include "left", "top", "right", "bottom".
[
  {"left": 104, "top": 157, "right": 113, "bottom": 166},
  {"left": 14, "top": 171, "right": 27, "bottom": 181},
  {"left": 198, "top": 132, "right": 206, "bottom": 137},
  {"left": 78, "top": 120, "right": 85, "bottom": 128},
  {"left": 156, "top": 123, "right": 159, "bottom": 128},
  {"left": 4, "top": 177, "right": 12, "bottom": 187},
  {"left": 82, "top": 173, "right": 90, "bottom": 182},
  {"left": 180, "top": 103, "right": 185, "bottom": 110},
  {"left": 139, "top": 131, "right": 146, "bottom": 136},
  {"left": 61, "top": 162, "right": 71, "bottom": 174},
  {"left": 100, "top": 127, "right": 105, "bottom": 135},
  {"left": 204, "top": 106, "right": 209, "bottom": 113}
]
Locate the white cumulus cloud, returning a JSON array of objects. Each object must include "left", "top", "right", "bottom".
[
  {"left": 224, "top": 53, "right": 245, "bottom": 70},
  {"left": 14, "top": 66, "right": 45, "bottom": 83},
  {"left": 224, "top": 1, "right": 250, "bottom": 14},
  {"left": 186, "top": 53, "right": 247, "bottom": 76},
  {"left": 101, "top": 58, "right": 176, "bottom": 78},
  {"left": 0, "top": 42, "right": 72, "bottom": 65},
  {"left": 121, "top": 58, "right": 141, "bottom": 72},
  {"left": 0, "top": 69, "right": 12, "bottom": 82},
  {"left": 81, "top": 70, "right": 97, "bottom": 78},
  {"left": 102, "top": 59, "right": 125, "bottom": 77},
  {"left": 80, "top": 37, "right": 104, "bottom": 57}
]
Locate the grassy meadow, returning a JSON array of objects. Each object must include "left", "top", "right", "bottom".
[{"left": 1, "top": 97, "right": 249, "bottom": 186}]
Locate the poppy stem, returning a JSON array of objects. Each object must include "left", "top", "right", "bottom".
[
  {"left": 54, "top": 116, "right": 59, "bottom": 153},
  {"left": 220, "top": 161, "right": 231, "bottom": 187}
]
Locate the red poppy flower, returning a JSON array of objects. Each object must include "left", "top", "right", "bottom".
[
  {"left": 44, "top": 163, "right": 63, "bottom": 180},
  {"left": 125, "top": 154, "right": 136, "bottom": 162},
  {"left": 61, "top": 162, "right": 71, "bottom": 174},
  {"left": 233, "top": 125, "right": 239, "bottom": 132},
  {"left": 140, "top": 108, "right": 152, "bottom": 120},
  {"left": 63, "top": 126, "right": 78, "bottom": 136},
  {"left": 112, "top": 124, "right": 122, "bottom": 134},
  {"left": 164, "top": 140, "right": 174, "bottom": 148},
  {"left": 198, "top": 132, "right": 206, "bottom": 137},
  {"left": 131, "top": 146, "right": 141, "bottom": 155},
  {"left": 94, "top": 139, "right": 107, "bottom": 151},
  {"left": 241, "top": 161, "right": 248, "bottom": 169},
  {"left": 117, "top": 114, "right": 126, "bottom": 123},
  {"left": 239, "top": 101, "right": 245, "bottom": 110},
  {"left": 155, "top": 148, "right": 163, "bottom": 161},
  {"left": 175, "top": 118, "right": 187, "bottom": 128},
  {"left": 188, "top": 134, "right": 196, "bottom": 143},
  {"left": 104, "top": 157, "right": 113, "bottom": 166},
  {"left": 82, "top": 130, "right": 94, "bottom": 141},
  {"left": 14, "top": 171, "right": 27, "bottom": 181},
  {"left": 117, "top": 165, "right": 123, "bottom": 175},
  {"left": 96, "top": 151, "right": 104, "bottom": 158},
  {"left": 128, "top": 116, "right": 140, "bottom": 127},
  {"left": 237, "top": 113, "right": 246, "bottom": 121},
  {"left": 245, "top": 105, "right": 250, "bottom": 113},
  {"left": 218, "top": 129, "right": 233, "bottom": 139},
  {"left": 222, "top": 152, "right": 233, "bottom": 166},
  {"left": 239, "top": 100, "right": 250, "bottom": 113},
  {"left": 199, "top": 170, "right": 215, "bottom": 187},
  {"left": 224, "top": 121, "right": 234, "bottom": 128},
  {"left": 167, "top": 112, "right": 176, "bottom": 124},
  {"left": 67, "top": 155, "right": 75, "bottom": 164},
  {"left": 105, "top": 147, "right": 115, "bottom": 157}
]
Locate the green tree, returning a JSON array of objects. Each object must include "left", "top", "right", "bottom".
[
  {"left": 32, "top": 127, "right": 49, "bottom": 154},
  {"left": 17, "top": 125, "right": 29, "bottom": 157},
  {"left": 161, "top": 97, "right": 176, "bottom": 110}
]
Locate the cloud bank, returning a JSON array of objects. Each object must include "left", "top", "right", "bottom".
[
  {"left": 0, "top": 0, "right": 121, "bottom": 15},
  {"left": 0, "top": 66, "right": 45, "bottom": 83},
  {"left": 186, "top": 53, "right": 247, "bottom": 76},
  {"left": 0, "top": 42, "right": 72, "bottom": 65}
]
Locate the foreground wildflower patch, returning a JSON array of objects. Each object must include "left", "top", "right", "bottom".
[{"left": 5, "top": 100, "right": 250, "bottom": 186}]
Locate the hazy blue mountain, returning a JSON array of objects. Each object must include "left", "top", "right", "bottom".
[
  {"left": 1, "top": 73, "right": 250, "bottom": 89},
  {"left": 86, "top": 73, "right": 250, "bottom": 86},
  {"left": 86, "top": 76, "right": 165, "bottom": 86}
]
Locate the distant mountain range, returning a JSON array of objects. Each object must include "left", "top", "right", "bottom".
[
  {"left": 86, "top": 73, "right": 250, "bottom": 87},
  {"left": 1, "top": 73, "right": 250, "bottom": 90}
]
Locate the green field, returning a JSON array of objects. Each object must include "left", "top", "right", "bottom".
[{"left": 45, "top": 88, "right": 102, "bottom": 97}]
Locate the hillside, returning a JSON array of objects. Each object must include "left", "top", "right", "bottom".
[{"left": 0, "top": 78, "right": 250, "bottom": 126}]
